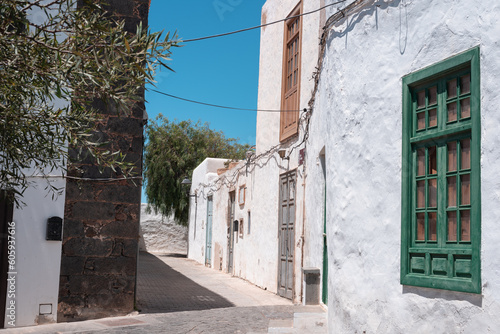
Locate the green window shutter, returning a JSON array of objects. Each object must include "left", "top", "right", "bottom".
[{"left": 401, "top": 47, "right": 481, "bottom": 294}]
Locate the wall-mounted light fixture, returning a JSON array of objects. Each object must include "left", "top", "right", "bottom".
[
  {"left": 278, "top": 149, "right": 288, "bottom": 160},
  {"left": 181, "top": 178, "right": 198, "bottom": 238},
  {"left": 181, "top": 178, "right": 197, "bottom": 204},
  {"left": 191, "top": 190, "right": 198, "bottom": 205}
]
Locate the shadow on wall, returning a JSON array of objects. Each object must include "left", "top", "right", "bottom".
[
  {"left": 402, "top": 285, "right": 483, "bottom": 307},
  {"left": 136, "top": 252, "right": 234, "bottom": 313},
  {"left": 327, "top": 0, "right": 403, "bottom": 50}
]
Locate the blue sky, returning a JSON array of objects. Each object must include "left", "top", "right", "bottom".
[{"left": 143, "top": 0, "right": 267, "bottom": 202}]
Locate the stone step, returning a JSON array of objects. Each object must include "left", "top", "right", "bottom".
[{"left": 267, "top": 306, "right": 327, "bottom": 334}]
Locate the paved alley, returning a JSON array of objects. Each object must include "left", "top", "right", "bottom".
[
  {"left": 3, "top": 253, "right": 327, "bottom": 334},
  {"left": 137, "top": 252, "right": 292, "bottom": 312}
]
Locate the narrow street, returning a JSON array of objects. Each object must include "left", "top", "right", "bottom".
[
  {"left": 3, "top": 252, "right": 327, "bottom": 334},
  {"left": 136, "top": 252, "right": 291, "bottom": 313}
]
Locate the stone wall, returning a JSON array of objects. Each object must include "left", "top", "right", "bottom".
[
  {"left": 57, "top": 0, "right": 149, "bottom": 322},
  {"left": 139, "top": 203, "right": 188, "bottom": 254}
]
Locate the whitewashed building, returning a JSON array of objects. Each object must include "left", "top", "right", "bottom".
[
  {"left": 0, "top": 7, "right": 69, "bottom": 327},
  {"left": 188, "top": 0, "right": 500, "bottom": 332},
  {"left": 312, "top": 0, "right": 500, "bottom": 332},
  {"left": 0, "top": 175, "right": 66, "bottom": 327},
  {"left": 188, "top": 0, "right": 324, "bottom": 302}
]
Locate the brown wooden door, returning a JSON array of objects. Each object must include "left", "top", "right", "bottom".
[{"left": 278, "top": 171, "right": 296, "bottom": 299}]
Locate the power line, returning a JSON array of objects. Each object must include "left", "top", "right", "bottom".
[
  {"left": 24, "top": 175, "right": 143, "bottom": 182},
  {"left": 149, "top": 89, "right": 306, "bottom": 113},
  {"left": 182, "top": 0, "right": 347, "bottom": 43},
  {"left": 151, "top": 2, "right": 349, "bottom": 112}
]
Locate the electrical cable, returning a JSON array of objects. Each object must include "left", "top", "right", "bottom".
[
  {"left": 151, "top": 2, "right": 351, "bottom": 112},
  {"left": 25, "top": 175, "right": 143, "bottom": 182},
  {"left": 149, "top": 2, "right": 356, "bottom": 199},
  {"left": 150, "top": 89, "right": 307, "bottom": 113},
  {"left": 65, "top": 175, "right": 143, "bottom": 182},
  {"left": 182, "top": 0, "right": 347, "bottom": 43}
]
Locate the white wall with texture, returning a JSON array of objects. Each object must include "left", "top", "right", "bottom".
[{"left": 312, "top": 0, "right": 500, "bottom": 332}]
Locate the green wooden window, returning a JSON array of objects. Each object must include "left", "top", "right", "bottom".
[{"left": 401, "top": 47, "right": 481, "bottom": 293}]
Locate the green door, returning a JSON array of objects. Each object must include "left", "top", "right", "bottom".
[
  {"left": 205, "top": 196, "right": 213, "bottom": 267},
  {"left": 322, "top": 182, "right": 328, "bottom": 304},
  {"left": 227, "top": 191, "right": 235, "bottom": 274},
  {"left": 320, "top": 152, "right": 328, "bottom": 304}
]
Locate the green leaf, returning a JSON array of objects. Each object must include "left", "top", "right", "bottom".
[
  {"left": 0, "top": 0, "right": 178, "bottom": 205},
  {"left": 124, "top": 36, "right": 130, "bottom": 53}
]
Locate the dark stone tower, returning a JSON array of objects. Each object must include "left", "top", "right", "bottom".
[{"left": 57, "top": 0, "right": 149, "bottom": 322}]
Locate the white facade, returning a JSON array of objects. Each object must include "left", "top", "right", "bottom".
[
  {"left": 1, "top": 6, "right": 71, "bottom": 327},
  {"left": 251, "top": 0, "right": 324, "bottom": 299},
  {"left": 0, "top": 5, "right": 71, "bottom": 328},
  {"left": 310, "top": 0, "right": 500, "bottom": 332},
  {"left": 188, "top": 0, "right": 324, "bottom": 303},
  {"left": 188, "top": 0, "right": 500, "bottom": 332},
  {"left": 188, "top": 158, "right": 228, "bottom": 265},
  {"left": 4, "top": 177, "right": 66, "bottom": 327},
  {"left": 189, "top": 158, "right": 257, "bottom": 277}
]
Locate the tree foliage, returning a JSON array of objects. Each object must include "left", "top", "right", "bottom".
[
  {"left": 144, "top": 115, "right": 251, "bottom": 225},
  {"left": 0, "top": 0, "right": 178, "bottom": 201}
]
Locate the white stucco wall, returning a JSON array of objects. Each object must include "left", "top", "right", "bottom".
[
  {"left": 309, "top": 0, "right": 500, "bottom": 332},
  {"left": 189, "top": 156, "right": 285, "bottom": 288},
  {"left": 188, "top": 158, "right": 228, "bottom": 264},
  {"left": 249, "top": 0, "right": 323, "bottom": 301},
  {"left": 1, "top": 4, "right": 72, "bottom": 327},
  {"left": 138, "top": 203, "right": 187, "bottom": 254},
  {"left": 209, "top": 161, "right": 252, "bottom": 279},
  {"left": 187, "top": 0, "right": 324, "bottom": 303},
  {"left": 4, "top": 177, "right": 66, "bottom": 327}
]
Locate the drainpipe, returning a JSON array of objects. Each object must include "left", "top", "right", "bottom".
[{"left": 300, "top": 167, "right": 307, "bottom": 303}]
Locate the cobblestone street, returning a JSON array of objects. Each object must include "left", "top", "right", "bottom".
[
  {"left": 136, "top": 253, "right": 235, "bottom": 313},
  {"left": 3, "top": 253, "right": 327, "bottom": 334}
]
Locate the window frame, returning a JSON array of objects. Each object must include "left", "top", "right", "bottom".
[
  {"left": 238, "top": 185, "right": 246, "bottom": 206},
  {"left": 401, "top": 47, "right": 481, "bottom": 294},
  {"left": 279, "top": 2, "right": 302, "bottom": 142}
]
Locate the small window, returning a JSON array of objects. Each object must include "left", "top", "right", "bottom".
[
  {"left": 238, "top": 185, "right": 245, "bottom": 206},
  {"left": 247, "top": 211, "right": 251, "bottom": 235},
  {"left": 239, "top": 219, "right": 244, "bottom": 239}
]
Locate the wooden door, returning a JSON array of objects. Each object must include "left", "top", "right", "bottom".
[
  {"left": 227, "top": 191, "right": 235, "bottom": 274},
  {"left": 278, "top": 171, "right": 296, "bottom": 299},
  {"left": 205, "top": 196, "right": 213, "bottom": 267}
]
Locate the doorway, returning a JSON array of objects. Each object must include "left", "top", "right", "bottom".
[
  {"left": 278, "top": 170, "right": 296, "bottom": 300},
  {"left": 227, "top": 191, "right": 235, "bottom": 274},
  {"left": 205, "top": 196, "right": 213, "bottom": 267},
  {"left": 319, "top": 151, "right": 328, "bottom": 304}
]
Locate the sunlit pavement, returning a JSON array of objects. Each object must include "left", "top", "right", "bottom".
[{"left": 3, "top": 253, "right": 327, "bottom": 333}]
